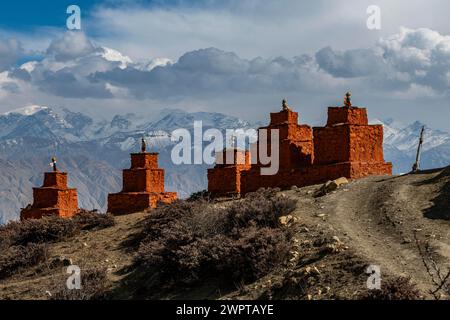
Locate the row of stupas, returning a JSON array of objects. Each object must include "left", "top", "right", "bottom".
[
  {"left": 20, "top": 140, "right": 177, "bottom": 220},
  {"left": 208, "top": 93, "right": 392, "bottom": 196},
  {"left": 20, "top": 93, "right": 392, "bottom": 220}
]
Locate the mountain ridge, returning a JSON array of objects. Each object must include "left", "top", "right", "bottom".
[{"left": 0, "top": 106, "right": 449, "bottom": 223}]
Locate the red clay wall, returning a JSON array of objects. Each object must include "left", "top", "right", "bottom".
[
  {"left": 107, "top": 152, "right": 177, "bottom": 215},
  {"left": 32, "top": 188, "right": 78, "bottom": 209},
  {"left": 122, "top": 168, "right": 165, "bottom": 193},
  {"left": 209, "top": 104, "right": 392, "bottom": 197},
  {"left": 43, "top": 172, "right": 68, "bottom": 188},
  {"left": 108, "top": 193, "right": 153, "bottom": 215},
  {"left": 255, "top": 109, "right": 314, "bottom": 169},
  {"left": 270, "top": 109, "right": 298, "bottom": 125},
  {"left": 131, "top": 153, "right": 159, "bottom": 169},
  {"left": 314, "top": 121, "right": 385, "bottom": 165},
  {"left": 348, "top": 125, "right": 384, "bottom": 162},
  {"left": 313, "top": 125, "right": 350, "bottom": 165},
  {"left": 21, "top": 172, "right": 79, "bottom": 220},
  {"left": 208, "top": 149, "right": 251, "bottom": 196},
  {"left": 240, "top": 165, "right": 334, "bottom": 194},
  {"left": 207, "top": 166, "right": 241, "bottom": 195},
  {"left": 240, "top": 161, "right": 392, "bottom": 195},
  {"left": 327, "top": 107, "right": 368, "bottom": 126},
  {"left": 259, "top": 125, "right": 313, "bottom": 168},
  {"left": 215, "top": 149, "right": 251, "bottom": 166},
  {"left": 108, "top": 192, "right": 178, "bottom": 215}
]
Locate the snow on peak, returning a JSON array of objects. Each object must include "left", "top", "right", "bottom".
[
  {"left": 100, "top": 47, "right": 133, "bottom": 69},
  {"left": 4, "top": 105, "right": 49, "bottom": 116},
  {"left": 144, "top": 57, "right": 172, "bottom": 71},
  {"left": 19, "top": 61, "right": 38, "bottom": 73}
]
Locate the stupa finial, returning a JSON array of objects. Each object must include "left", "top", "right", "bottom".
[
  {"left": 50, "top": 156, "right": 57, "bottom": 172},
  {"left": 141, "top": 136, "right": 147, "bottom": 153},
  {"left": 282, "top": 99, "right": 290, "bottom": 111},
  {"left": 344, "top": 92, "right": 352, "bottom": 107}
]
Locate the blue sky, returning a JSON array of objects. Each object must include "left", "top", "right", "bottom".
[
  {"left": 0, "top": 1, "right": 220, "bottom": 31},
  {"left": 1, "top": 0, "right": 450, "bottom": 130},
  {"left": 0, "top": 1, "right": 100, "bottom": 30}
]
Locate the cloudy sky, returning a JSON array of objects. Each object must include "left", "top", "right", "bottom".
[{"left": 1, "top": 0, "right": 450, "bottom": 129}]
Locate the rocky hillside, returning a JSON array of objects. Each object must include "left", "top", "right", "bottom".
[{"left": 1, "top": 168, "right": 449, "bottom": 300}]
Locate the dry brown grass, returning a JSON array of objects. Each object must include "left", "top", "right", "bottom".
[
  {"left": 0, "top": 211, "right": 115, "bottom": 281},
  {"left": 0, "top": 244, "right": 48, "bottom": 280},
  {"left": 359, "top": 277, "right": 422, "bottom": 300},
  {"left": 133, "top": 188, "right": 297, "bottom": 293}
]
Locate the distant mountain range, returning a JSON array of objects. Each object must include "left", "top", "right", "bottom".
[
  {"left": 0, "top": 106, "right": 448, "bottom": 224},
  {"left": 0, "top": 106, "right": 251, "bottom": 224},
  {"left": 372, "top": 118, "right": 450, "bottom": 174}
]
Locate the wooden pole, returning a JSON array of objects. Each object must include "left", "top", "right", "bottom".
[{"left": 412, "top": 126, "right": 425, "bottom": 173}]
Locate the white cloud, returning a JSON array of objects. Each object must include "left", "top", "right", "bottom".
[
  {"left": 90, "top": 0, "right": 377, "bottom": 61},
  {"left": 90, "top": 47, "right": 340, "bottom": 100},
  {"left": 5, "top": 27, "right": 450, "bottom": 103},
  {"left": 311, "top": 27, "right": 450, "bottom": 96},
  {"left": 8, "top": 32, "right": 135, "bottom": 99},
  {"left": 88, "top": 0, "right": 450, "bottom": 64},
  {"left": 0, "top": 38, "right": 24, "bottom": 71},
  {"left": 377, "top": 27, "right": 450, "bottom": 92},
  {"left": 46, "top": 31, "right": 95, "bottom": 62},
  {"left": 2, "top": 23, "right": 450, "bottom": 129},
  {"left": 315, "top": 47, "right": 383, "bottom": 78}
]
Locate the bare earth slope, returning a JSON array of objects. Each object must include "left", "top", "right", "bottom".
[
  {"left": 1, "top": 168, "right": 450, "bottom": 300},
  {"left": 300, "top": 169, "right": 450, "bottom": 297}
]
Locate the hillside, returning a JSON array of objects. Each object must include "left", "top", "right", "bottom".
[
  {"left": 1, "top": 106, "right": 450, "bottom": 224},
  {"left": 1, "top": 168, "right": 449, "bottom": 300}
]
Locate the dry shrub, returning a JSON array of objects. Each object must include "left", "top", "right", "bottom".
[
  {"left": 0, "top": 244, "right": 47, "bottom": 279},
  {"left": 72, "top": 210, "right": 115, "bottom": 231},
  {"left": 51, "top": 268, "right": 109, "bottom": 300},
  {"left": 0, "top": 217, "right": 78, "bottom": 249},
  {"left": 135, "top": 188, "right": 297, "bottom": 289},
  {"left": 0, "top": 211, "right": 115, "bottom": 280},
  {"left": 0, "top": 211, "right": 115, "bottom": 249},
  {"left": 222, "top": 188, "right": 297, "bottom": 230},
  {"left": 187, "top": 190, "right": 213, "bottom": 202},
  {"left": 360, "top": 277, "right": 422, "bottom": 300}
]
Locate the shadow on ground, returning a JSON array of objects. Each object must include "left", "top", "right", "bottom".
[{"left": 413, "top": 167, "right": 450, "bottom": 220}]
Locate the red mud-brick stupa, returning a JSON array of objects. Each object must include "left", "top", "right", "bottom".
[
  {"left": 207, "top": 148, "right": 252, "bottom": 196},
  {"left": 107, "top": 138, "right": 177, "bottom": 215},
  {"left": 208, "top": 93, "right": 392, "bottom": 197},
  {"left": 20, "top": 157, "right": 79, "bottom": 220}
]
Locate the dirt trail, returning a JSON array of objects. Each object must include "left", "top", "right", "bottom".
[{"left": 292, "top": 170, "right": 450, "bottom": 297}]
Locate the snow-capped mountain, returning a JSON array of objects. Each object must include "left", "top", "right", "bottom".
[
  {"left": 372, "top": 118, "right": 450, "bottom": 174},
  {"left": 138, "top": 57, "right": 173, "bottom": 71},
  {"left": 100, "top": 47, "right": 133, "bottom": 69},
  {"left": 0, "top": 106, "right": 253, "bottom": 224},
  {"left": 3, "top": 105, "right": 49, "bottom": 116},
  {"left": 0, "top": 106, "right": 449, "bottom": 224}
]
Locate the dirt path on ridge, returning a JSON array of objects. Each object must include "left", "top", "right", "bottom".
[{"left": 291, "top": 170, "right": 450, "bottom": 296}]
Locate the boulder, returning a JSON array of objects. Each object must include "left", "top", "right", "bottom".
[
  {"left": 334, "top": 177, "right": 349, "bottom": 187},
  {"left": 278, "top": 215, "right": 298, "bottom": 226},
  {"left": 315, "top": 177, "right": 349, "bottom": 197}
]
